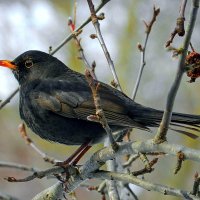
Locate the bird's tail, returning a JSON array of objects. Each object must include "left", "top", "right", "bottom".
[{"left": 130, "top": 105, "right": 200, "bottom": 139}]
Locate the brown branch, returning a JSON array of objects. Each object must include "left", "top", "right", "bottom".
[
  {"left": 165, "top": 0, "right": 187, "bottom": 47},
  {"left": 85, "top": 69, "right": 118, "bottom": 150},
  {"left": 68, "top": 17, "right": 97, "bottom": 80},
  {"left": 5, "top": 166, "right": 65, "bottom": 182},
  {"left": 132, "top": 158, "right": 158, "bottom": 176},
  {"left": 174, "top": 151, "right": 185, "bottom": 174},
  {"left": 191, "top": 172, "right": 200, "bottom": 196}
]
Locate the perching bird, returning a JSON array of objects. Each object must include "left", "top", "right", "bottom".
[{"left": 0, "top": 50, "right": 200, "bottom": 162}]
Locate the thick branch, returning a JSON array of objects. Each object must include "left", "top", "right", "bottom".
[
  {"left": 32, "top": 182, "right": 63, "bottom": 200},
  {"left": 64, "top": 140, "right": 200, "bottom": 193},
  {"left": 92, "top": 171, "right": 200, "bottom": 200}
]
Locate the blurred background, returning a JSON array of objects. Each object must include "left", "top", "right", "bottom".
[{"left": 0, "top": 0, "right": 200, "bottom": 199}]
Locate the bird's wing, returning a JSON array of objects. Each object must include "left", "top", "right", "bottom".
[{"left": 31, "top": 79, "right": 146, "bottom": 129}]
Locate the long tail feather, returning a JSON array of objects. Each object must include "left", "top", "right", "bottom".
[{"left": 130, "top": 105, "right": 200, "bottom": 139}]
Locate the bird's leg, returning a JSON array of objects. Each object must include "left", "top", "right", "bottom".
[
  {"left": 56, "top": 141, "right": 92, "bottom": 167},
  {"left": 72, "top": 145, "right": 92, "bottom": 165}
]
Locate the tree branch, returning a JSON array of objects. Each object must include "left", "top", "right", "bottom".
[
  {"left": 87, "top": 0, "right": 122, "bottom": 91},
  {"left": 92, "top": 171, "right": 200, "bottom": 200},
  {"left": 154, "top": 0, "right": 199, "bottom": 143},
  {"left": 63, "top": 140, "right": 200, "bottom": 193},
  {"left": 0, "top": 161, "right": 38, "bottom": 172},
  {"left": 132, "top": 6, "right": 160, "bottom": 100}
]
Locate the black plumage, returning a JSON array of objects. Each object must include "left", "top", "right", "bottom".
[{"left": 1, "top": 50, "right": 200, "bottom": 145}]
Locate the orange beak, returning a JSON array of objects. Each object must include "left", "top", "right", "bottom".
[{"left": 0, "top": 60, "right": 17, "bottom": 70}]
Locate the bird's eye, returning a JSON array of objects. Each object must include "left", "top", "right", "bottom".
[{"left": 25, "top": 59, "right": 33, "bottom": 68}]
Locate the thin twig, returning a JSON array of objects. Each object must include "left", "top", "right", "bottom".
[
  {"left": 132, "top": 158, "right": 158, "bottom": 176},
  {"left": 85, "top": 69, "right": 118, "bottom": 149},
  {"left": 87, "top": 0, "right": 122, "bottom": 91},
  {"left": 5, "top": 166, "right": 64, "bottom": 182},
  {"left": 174, "top": 151, "right": 185, "bottom": 174},
  {"left": 124, "top": 183, "right": 139, "bottom": 200},
  {"left": 68, "top": 17, "right": 97, "bottom": 79},
  {"left": 191, "top": 172, "right": 200, "bottom": 196},
  {"left": 132, "top": 6, "right": 160, "bottom": 100},
  {"left": 18, "top": 123, "right": 60, "bottom": 164},
  {"left": 51, "top": 0, "right": 111, "bottom": 55},
  {"left": 0, "top": 161, "right": 38, "bottom": 172},
  {"left": 0, "top": 87, "right": 19, "bottom": 109},
  {"left": 154, "top": 0, "right": 199, "bottom": 143}
]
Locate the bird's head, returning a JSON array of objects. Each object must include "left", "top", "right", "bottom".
[{"left": 0, "top": 50, "right": 68, "bottom": 84}]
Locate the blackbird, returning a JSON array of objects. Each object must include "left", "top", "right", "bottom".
[{"left": 0, "top": 50, "right": 200, "bottom": 156}]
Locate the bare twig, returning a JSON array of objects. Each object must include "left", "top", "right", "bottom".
[
  {"left": 124, "top": 183, "right": 139, "bottom": 200},
  {"left": 154, "top": 0, "right": 199, "bottom": 143},
  {"left": 174, "top": 151, "right": 185, "bottom": 174},
  {"left": 85, "top": 69, "right": 118, "bottom": 149},
  {"left": 86, "top": 2, "right": 121, "bottom": 198},
  {"left": 51, "top": 0, "right": 111, "bottom": 55},
  {"left": 190, "top": 42, "right": 195, "bottom": 51},
  {"left": 132, "top": 6, "right": 160, "bottom": 100},
  {"left": 68, "top": 17, "right": 97, "bottom": 79},
  {"left": 87, "top": 0, "right": 122, "bottom": 91},
  {"left": 191, "top": 172, "right": 200, "bottom": 196},
  {"left": 0, "top": 87, "right": 19, "bottom": 109},
  {"left": 132, "top": 158, "right": 158, "bottom": 176},
  {"left": 165, "top": 0, "right": 188, "bottom": 47},
  {"left": 18, "top": 123, "right": 59, "bottom": 164},
  {"left": 5, "top": 166, "right": 64, "bottom": 182},
  {"left": 0, "top": 161, "right": 38, "bottom": 172},
  {"left": 138, "top": 152, "right": 151, "bottom": 170}
]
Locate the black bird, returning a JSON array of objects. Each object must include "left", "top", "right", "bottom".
[{"left": 0, "top": 50, "right": 200, "bottom": 162}]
